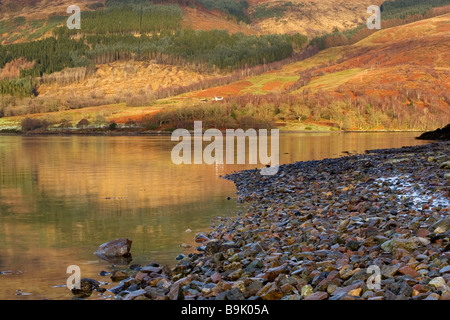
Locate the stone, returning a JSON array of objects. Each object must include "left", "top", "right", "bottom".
[
  {"left": 226, "top": 288, "right": 245, "bottom": 300},
  {"left": 167, "top": 276, "right": 191, "bottom": 300},
  {"left": 428, "top": 277, "right": 447, "bottom": 289},
  {"left": 348, "top": 288, "right": 362, "bottom": 297},
  {"left": 304, "top": 291, "right": 328, "bottom": 300},
  {"left": 380, "top": 237, "right": 426, "bottom": 253},
  {"left": 109, "top": 283, "right": 125, "bottom": 294},
  {"left": 259, "top": 286, "right": 284, "bottom": 300},
  {"left": 281, "top": 294, "right": 301, "bottom": 300},
  {"left": 245, "top": 259, "right": 264, "bottom": 273},
  {"left": 384, "top": 290, "right": 397, "bottom": 300},
  {"left": 264, "top": 265, "right": 287, "bottom": 282},
  {"left": 300, "top": 285, "right": 313, "bottom": 298},
  {"left": 398, "top": 266, "right": 419, "bottom": 278},
  {"left": 327, "top": 284, "right": 339, "bottom": 295},
  {"left": 145, "top": 286, "right": 167, "bottom": 299},
  {"left": 424, "top": 293, "right": 440, "bottom": 300},
  {"left": 440, "top": 292, "right": 450, "bottom": 300},
  {"left": 210, "top": 272, "right": 222, "bottom": 283},
  {"left": 157, "top": 278, "right": 172, "bottom": 290},
  {"left": 135, "top": 271, "right": 149, "bottom": 282},
  {"left": 122, "top": 289, "right": 147, "bottom": 300},
  {"left": 345, "top": 241, "right": 360, "bottom": 251},
  {"left": 94, "top": 238, "right": 132, "bottom": 257},
  {"left": 430, "top": 219, "right": 450, "bottom": 234},
  {"left": 227, "top": 268, "right": 244, "bottom": 281},
  {"left": 439, "top": 266, "right": 450, "bottom": 274},
  {"left": 71, "top": 278, "right": 101, "bottom": 299},
  {"left": 140, "top": 265, "right": 163, "bottom": 274},
  {"left": 110, "top": 270, "right": 129, "bottom": 282},
  {"left": 439, "top": 161, "right": 450, "bottom": 169},
  {"left": 194, "top": 233, "right": 209, "bottom": 243},
  {"left": 243, "top": 279, "right": 263, "bottom": 298},
  {"left": 331, "top": 281, "right": 365, "bottom": 298},
  {"left": 381, "top": 264, "right": 400, "bottom": 278}
]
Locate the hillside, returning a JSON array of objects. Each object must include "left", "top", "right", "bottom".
[
  {"left": 153, "top": 13, "right": 450, "bottom": 131},
  {"left": 183, "top": 13, "right": 449, "bottom": 96},
  {"left": 0, "top": 0, "right": 450, "bottom": 132},
  {"left": 0, "top": 0, "right": 386, "bottom": 42},
  {"left": 248, "top": 0, "right": 383, "bottom": 37}
]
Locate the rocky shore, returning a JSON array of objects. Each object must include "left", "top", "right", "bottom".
[{"left": 77, "top": 141, "right": 450, "bottom": 300}]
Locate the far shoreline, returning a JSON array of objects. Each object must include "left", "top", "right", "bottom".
[{"left": 0, "top": 128, "right": 428, "bottom": 137}]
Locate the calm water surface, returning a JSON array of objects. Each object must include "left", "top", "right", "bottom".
[{"left": 0, "top": 132, "right": 431, "bottom": 299}]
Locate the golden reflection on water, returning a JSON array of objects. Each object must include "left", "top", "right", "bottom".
[{"left": 0, "top": 132, "right": 429, "bottom": 300}]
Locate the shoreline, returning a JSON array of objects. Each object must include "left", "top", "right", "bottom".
[
  {"left": 76, "top": 141, "right": 450, "bottom": 300},
  {"left": 0, "top": 129, "right": 428, "bottom": 137}
]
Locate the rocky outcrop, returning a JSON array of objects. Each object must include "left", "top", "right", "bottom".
[{"left": 417, "top": 124, "right": 450, "bottom": 141}]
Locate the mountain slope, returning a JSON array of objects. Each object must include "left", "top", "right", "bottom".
[
  {"left": 248, "top": 0, "right": 383, "bottom": 37},
  {"left": 0, "top": 0, "right": 383, "bottom": 41}
]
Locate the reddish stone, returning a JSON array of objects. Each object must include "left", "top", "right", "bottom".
[
  {"left": 210, "top": 272, "right": 222, "bottom": 283},
  {"left": 398, "top": 266, "right": 419, "bottom": 278},
  {"left": 326, "top": 270, "right": 340, "bottom": 281},
  {"left": 265, "top": 265, "right": 287, "bottom": 282},
  {"left": 223, "top": 233, "right": 234, "bottom": 241},
  {"left": 417, "top": 228, "right": 430, "bottom": 238},
  {"left": 412, "top": 284, "right": 423, "bottom": 292},
  {"left": 280, "top": 283, "right": 296, "bottom": 294},
  {"left": 304, "top": 292, "right": 328, "bottom": 300},
  {"left": 135, "top": 271, "right": 150, "bottom": 282},
  {"left": 336, "top": 257, "right": 350, "bottom": 269}
]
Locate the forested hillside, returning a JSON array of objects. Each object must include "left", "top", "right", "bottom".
[{"left": 0, "top": 0, "right": 449, "bottom": 132}]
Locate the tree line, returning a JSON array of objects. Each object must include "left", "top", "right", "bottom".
[
  {"left": 61, "top": 2, "right": 183, "bottom": 35},
  {"left": 134, "top": 87, "right": 450, "bottom": 132},
  {"left": 84, "top": 30, "right": 307, "bottom": 71}
]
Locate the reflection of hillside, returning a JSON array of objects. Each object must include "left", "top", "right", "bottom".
[{"left": 0, "top": 136, "right": 242, "bottom": 211}]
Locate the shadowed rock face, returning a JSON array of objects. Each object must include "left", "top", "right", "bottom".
[{"left": 417, "top": 124, "right": 450, "bottom": 141}]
